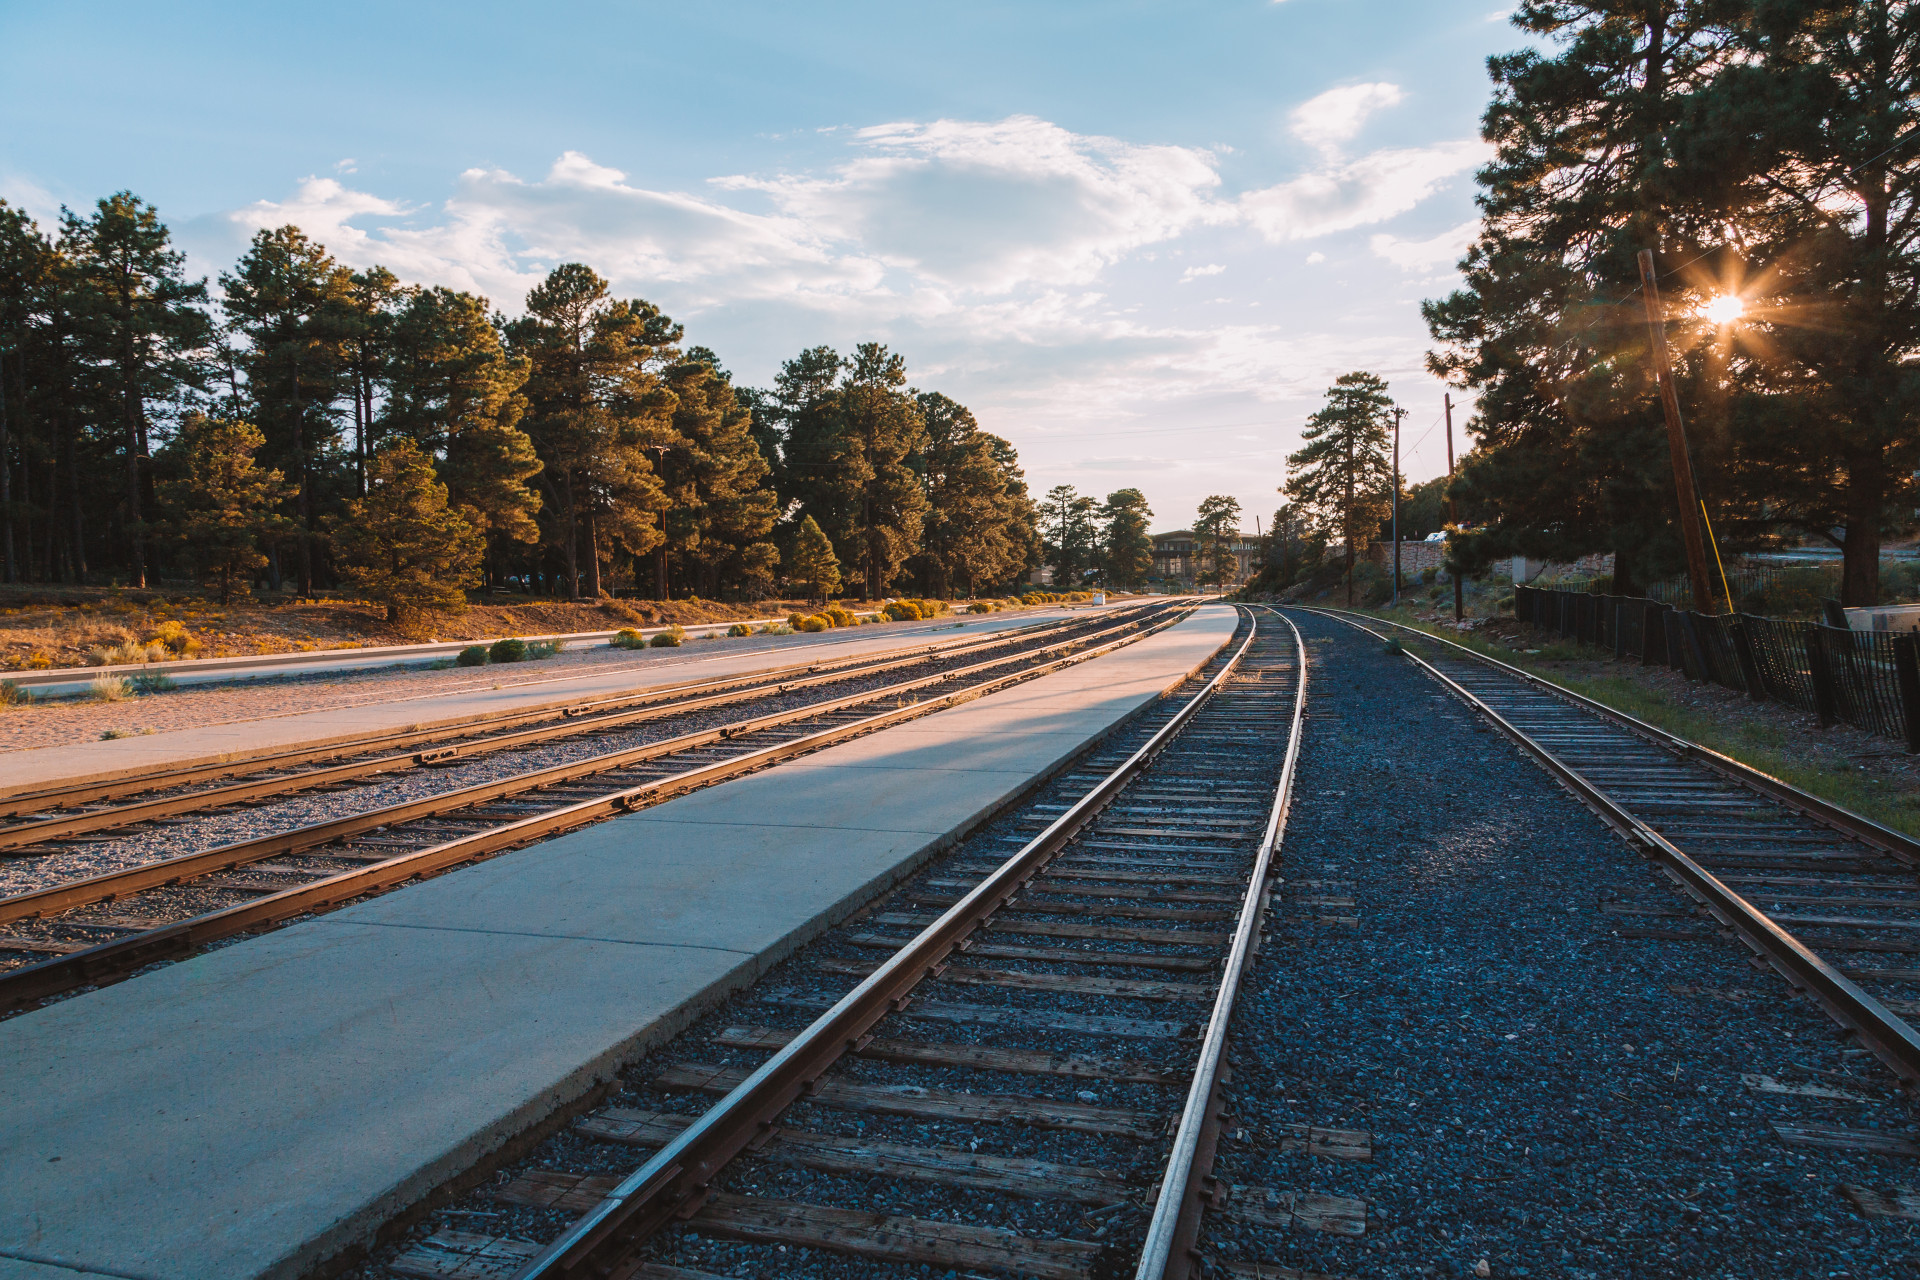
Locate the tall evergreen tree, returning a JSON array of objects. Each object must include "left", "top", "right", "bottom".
[
  {"left": 909, "top": 392, "right": 1037, "bottom": 597},
  {"left": 220, "top": 225, "right": 351, "bottom": 595},
  {"left": 655, "top": 353, "right": 780, "bottom": 598},
  {"left": 1040, "top": 483, "right": 1097, "bottom": 587},
  {"left": 789, "top": 514, "right": 841, "bottom": 604},
  {"left": 339, "top": 266, "right": 405, "bottom": 496},
  {"left": 382, "top": 286, "right": 542, "bottom": 580},
  {"left": 508, "top": 265, "right": 671, "bottom": 598},
  {"left": 1097, "top": 488, "right": 1154, "bottom": 591},
  {"left": 1192, "top": 494, "right": 1243, "bottom": 589},
  {"left": 1286, "top": 372, "right": 1396, "bottom": 605},
  {"left": 60, "top": 192, "right": 211, "bottom": 587}
]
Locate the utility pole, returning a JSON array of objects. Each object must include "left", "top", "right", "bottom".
[
  {"left": 1391, "top": 406, "right": 1405, "bottom": 607},
  {"left": 1444, "top": 393, "right": 1462, "bottom": 622},
  {"left": 1636, "top": 249, "right": 1716, "bottom": 613}
]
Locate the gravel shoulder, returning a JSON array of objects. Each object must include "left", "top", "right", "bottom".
[{"left": 1199, "top": 609, "right": 1918, "bottom": 1280}]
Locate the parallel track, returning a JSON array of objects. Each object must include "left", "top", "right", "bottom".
[
  {"left": 0, "top": 605, "right": 1189, "bottom": 1014},
  {"left": 1310, "top": 606, "right": 1920, "bottom": 1089},
  {"left": 377, "top": 605, "right": 1312, "bottom": 1280},
  {"left": 0, "top": 611, "right": 1125, "bottom": 842}
]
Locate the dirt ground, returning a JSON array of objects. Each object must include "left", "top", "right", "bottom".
[{"left": 0, "top": 586, "right": 848, "bottom": 673}]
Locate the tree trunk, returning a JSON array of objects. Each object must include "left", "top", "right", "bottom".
[
  {"left": 60, "top": 408, "right": 86, "bottom": 582},
  {"left": 1841, "top": 446, "right": 1886, "bottom": 607},
  {"left": 561, "top": 474, "right": 580, "bottom": 600},
  {"left": 293, "top": 363, "right": 313, "bottom": 597},
  {"left": 655, "top": 543, "right": 668, "bottom": 600},
  {"left": 583, "top": 508, "right": 603, "bottom": 598},
  {"left": 1611, "top": 546, "right": 1639, "bottom": 599},
  {"left": 120, "top": 326, "right": 147, "bottom": 588}
]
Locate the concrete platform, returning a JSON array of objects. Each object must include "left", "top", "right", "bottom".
[
  {"left": 0, "top": 606, "right": 1102, "bottom": 800},
  {"left": 0, "top": 605, "right": 1237, "bottom": 1280}
]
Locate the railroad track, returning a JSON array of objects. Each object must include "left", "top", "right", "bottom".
[
  {"left": 1309, "top": 607, "right": 1920, "bottom": 1093},
  {"left": 378, "top": 604, "right": 1312, "bottom": 1280},
  {"left": 0, "top": 609, "right": 1134, "bottom": 836},
  {"left": 0, "top": 603, "right": 1190, "bottom": 1014}
]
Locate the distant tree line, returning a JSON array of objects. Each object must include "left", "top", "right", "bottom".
[
  {"left": 0, "top": 197, "right": 1049, "bottom": 613},
  {"left": 1428, "top": 0, "right": 1920, "bottom": 606}
]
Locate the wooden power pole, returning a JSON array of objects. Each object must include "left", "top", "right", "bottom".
[
  {"left": 1444, "top": 393, "right": 1462, "bottom": 622},
  {"left": 1391, "top": 407, "right": 1404, "bottom": 606},
  {"left": 1636, "top": 249, "right": 1716, "bottom": 613}
]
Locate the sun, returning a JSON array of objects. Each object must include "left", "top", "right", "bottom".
[{"left": 1699, "top": 293, "right": 1746, "bottom": 325}]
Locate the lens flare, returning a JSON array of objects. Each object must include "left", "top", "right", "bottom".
[{"left": 1700, "top": 294, "right": 1746, "bottom": 325}]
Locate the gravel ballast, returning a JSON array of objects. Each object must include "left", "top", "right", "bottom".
[{"left": 1197, "top": 608, "right": 1918, "bottom": 1280}]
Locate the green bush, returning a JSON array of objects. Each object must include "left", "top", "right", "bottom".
[
  {"left": 727, "top": 622, "right": 753, "bottom": 637},
  {"left": 611, "top": 627, "right": 647, "bottom": 650},
  {"left": 795, "top": 614, "right": 831, "bottom": 632},
  {"left": 883, "top": 601, "right": 921, "bottom": 621},
  {"left": 760, "top": 622, "right": 792, "bottom": 635},
  {"left": 650, "top": 625, "right": 686, "bottom": 648},
  {"left": 489, "top": 637, "right": 528, "bottom": 663},
  {"left": 526, "top": 639, "right": 563, "bottom": 659},
  {"left": 131, "top": 673, "right": 177, "bottom": 694},
  {"left": 0, "top": 680, "right": 24, "bottom": 707},
  {"left": 456, "top": 645, "right": 490, "bottom": 667},
  {"left": 968, "top": 601, "right": 993, "bottom": 614},
  {"left": 1498, "top": 594, "right": 1516, "bottom": 614}
]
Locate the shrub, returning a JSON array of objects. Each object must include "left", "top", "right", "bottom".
[
  {"left": 824, "top": 605, "right": 857, "bottom": 628},
  {"left": 88, "top": 675, "right": 132, "bottom": 702},
  {"left": 0, "top": 680, "right": 23, "bottom": 707},
  {"left": 759, "top": 623, "right": 792, "bottom": 636},
  {"left": 489, "top": 637, "right": 528, "bottom": 663},
  {"left": 788, "top": 613, "right": 808, "bottom": 629},
  {"left": 146, "top": 620, "right": 201, "bottom": 656},
  {"left": 968, "top": 601, "right": 993, "bottom": 614},
  {"left": 883, "top": 601, "right": 922, "bottom": 621},
  {"left": 456, "top": 645, "right": 490, "bottom": 667},
  {"left": 131, "top": 673, "right": 177, "bottom": 694},
  {"left": 1497, "top": 595, "right": 1516, "bottom": 614},
  {"left": 525, "top": 639, "right": 563, "bottom": 659},
  {"left": 100, "top": 727, "right": 131, "bottom": 740},
  {"left": 25, "top": 652, "right": 51, "bottom": 670},
  {"left": 799, "top": 614, "right": 833, "bottom": 632},
  {"left": 611, "top": 628, "right": 647, "bottom": 650},
  {"left": 727, "top": 622, "right": 753, "bottom": 637},
  {"left": 650, "top": 626, "right": 686, "bottom": 648}
]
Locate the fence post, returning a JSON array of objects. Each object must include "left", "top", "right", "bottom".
[
  {"left": 1643, "top": 601, "right": 1669, "bottom": 666},
  {"left": 1805, "top": 623, "right": 1837, "bottom": 729},
  {"left": 1680, "top": 612, "right": 1711, "bottom": 681},
  {"left": 1894, "top": 634, "right": 1920, "bottom": 755},
  {"left": 1729, "top": 619, "right": 1763, "bottom": 700}
]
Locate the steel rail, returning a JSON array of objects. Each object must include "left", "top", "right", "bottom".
[
  {"left": 0, "top": 611, "right": 1125, "bottom": 822},
  {"left": 0, "top": 607, "right": 1200, "bottom": 1013},
  {"left": 1308, "top": 607, "right": 1920, "bottom": 1088},
  {"left": 0, "top": 609, "right": 1154, "bottom": 850},
  {"left": 511, "top": 608, "right": 1262, "bottom": 1280},
  {"left": 1135, "top": 606, "right": 1308, "bottom": 1280},
  {"left": 1313, "top": 607, "right": 1920, "bottom": 865},
  {"left": 0, "top": 607, "right": 1177, "bottom": 930}
]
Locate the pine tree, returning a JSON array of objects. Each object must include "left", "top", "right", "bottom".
[
  {"left": 382, "top": 287, "right": 542, "bottom": 578},
  {"left": 789, "top": 514, "right": 840, "bottom": 604},
  {"left": 655, "top": 354, "right": 780, "bottom": 598},
  {"left": 60, "top": 193, "right": 211, "bottom": 588},
  {"left": 507, "top": 265, "right": 670, "bottom": 598},
  {"left": 778, "top": 343, "right": 928, "bottom": 599},
  {"left": 1040, "top": 484, "right": 1097, "bottom": 587},
  {"left": 1097, "top": 488, "right": 1154, "bottom": 591},
  {"left": 1287, "top": 373, "right": 1396, "bottom": 605},
  {"left": 220, "top": 226, "right": 352, "bottom": 595},
  {"left": 910, "top": 392, "right": 1036, "bottom": 597},
  {"left": 331, "top": 438, "right": 482, "bottom": 626},
  {"left": 1192, "top": 495, "right": 1243, "bottom": 589},
  {"left": 156, "top": 414, "right": 293, "bottom": 604}
]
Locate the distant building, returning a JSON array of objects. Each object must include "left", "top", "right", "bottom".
[{"left": 1150, "top": 530, "right": 1262, "bottom": 591}]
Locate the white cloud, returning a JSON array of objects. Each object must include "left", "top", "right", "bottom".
[
  {"left": 1370, "top": 218, "right": 1479, "bottom": 271},
  {"left": 1290, "top": 82, "right": 1405, "bottom": 153},
  {"left": 1305, "top": 251, "right": 1327, "bottom": 264},
  {"left": 1240, "top": 140, "right": 1488, "bottom": 242},
  {"left": 1180, "top": 263, "right": 1226, "bottom": 282}
]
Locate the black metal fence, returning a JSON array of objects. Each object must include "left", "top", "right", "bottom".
[{"left": 1512, "top": 585, "right": 1920, "bottom": 752}]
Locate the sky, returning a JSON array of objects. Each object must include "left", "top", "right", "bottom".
[{"left": 0, "top": 0, "right": 1526, "bottom": 535}]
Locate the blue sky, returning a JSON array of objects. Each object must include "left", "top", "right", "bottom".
[{"left": 1, "top": 0, "right": 1523, "bottom": 533}]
